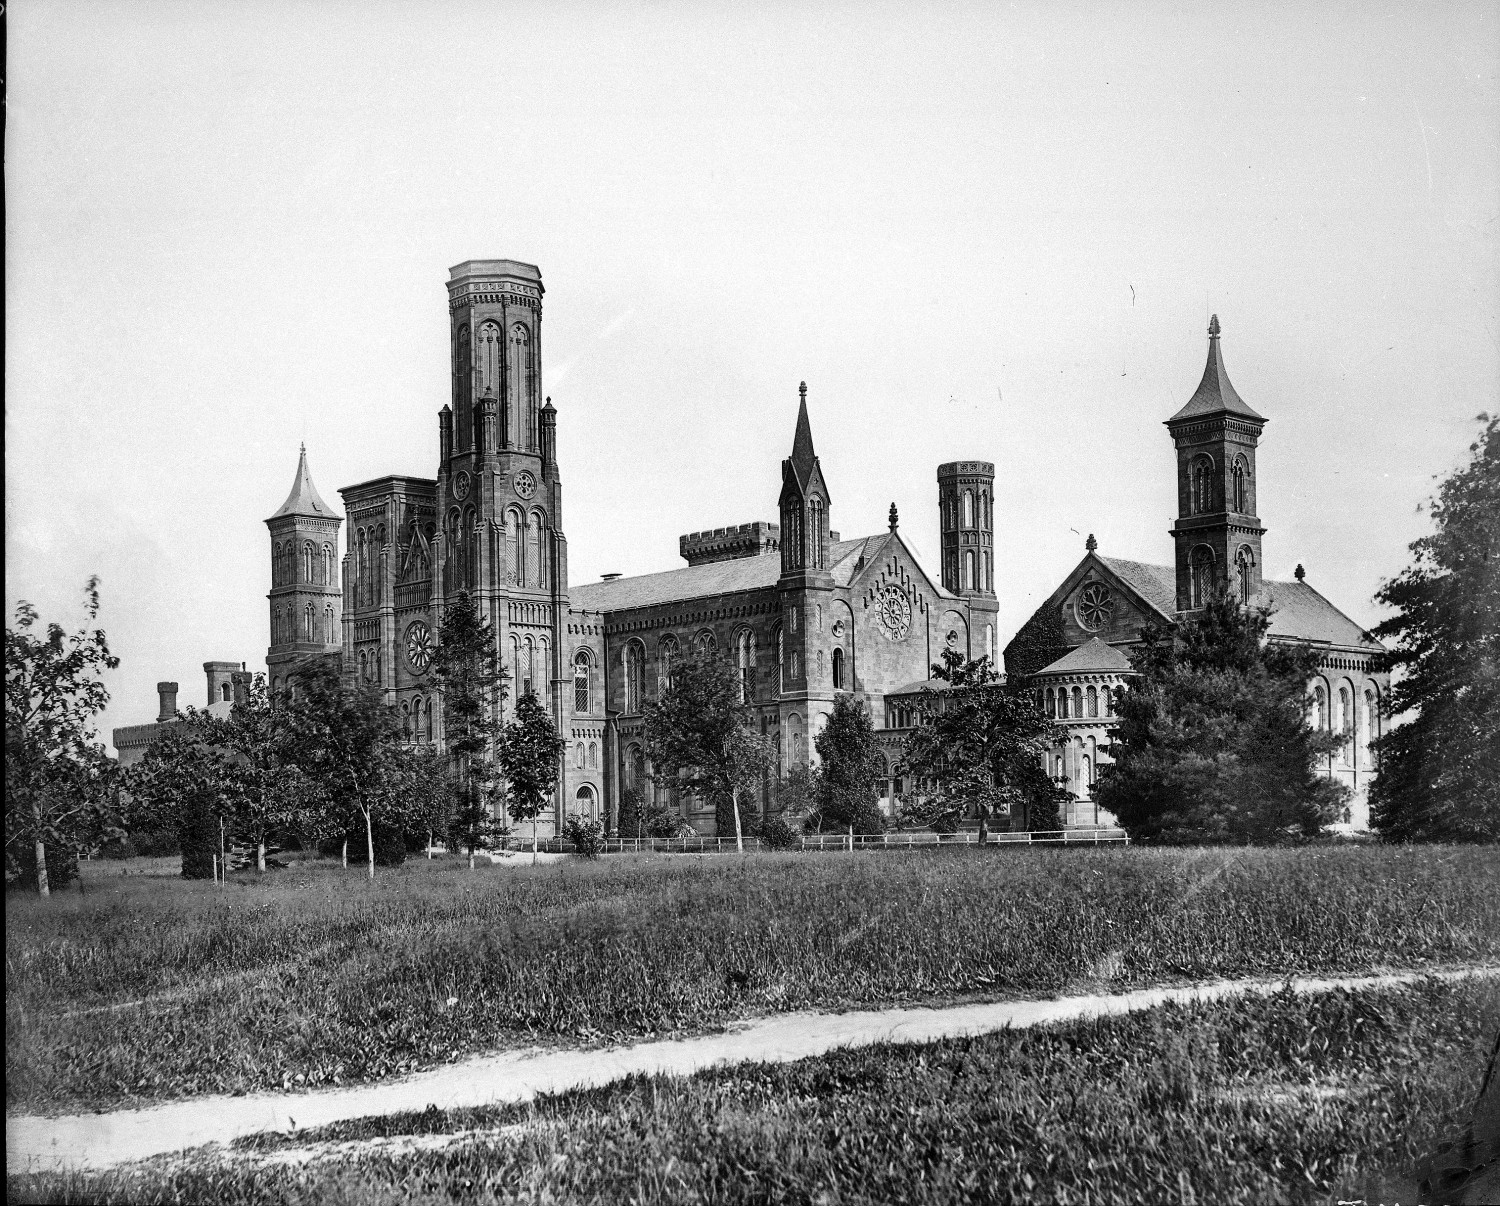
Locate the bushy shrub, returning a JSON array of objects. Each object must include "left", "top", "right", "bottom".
[
  {"left": 759, "top": 813, "right": 798, "bottom": 850},
  {"left": 562, "top": 816, "right": 605, "bottom": 859},
  {"left": 131, "top": 829, "right": 181, "bottom": 857}
]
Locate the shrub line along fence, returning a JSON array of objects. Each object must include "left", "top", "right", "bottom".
[{"left": 498, "top": 829, "right": 1131, "bottom": 855}]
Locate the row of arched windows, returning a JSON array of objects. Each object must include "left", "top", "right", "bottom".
[
  {"left": 510, "top": 632, "right": 551, "bottom": 704},
  {"left": 357, "top": 648, "right": 382, "bottom": 685},
  {"left": 272, "top": 540, "right": 336, "bottom": 587},
  {"left": 572, "top": 740, "right": 600, "bottom": 770},
  {"left": 959, "top": 549, "right": 993, "bottom": 593},
  {"left": 401, "top": 696, "right": 435, "bottom": 743},
  {"left": 1187, "top": 543, "right": 1258, "bottom": 608},
  {"left": 353, "top": 524, "right": 387, "bottom": 608},
  {"left": 1043, "top": 683, "right": 1118, "bottom": 720},
  {"left": 1187, "top": 453, "right": 1253, "bottom": 516},
  {"left": 453, "top": 321, "right": 538, "bottom": 454},
  {"left": 272, "top": 603, "right": 337, "bottom": 646},
  {"left": 947, "top": 488, "right": 992, "bottom": 531},
  {"left": 1310, "top": 678, "right": 1381, "bottom": 768}
]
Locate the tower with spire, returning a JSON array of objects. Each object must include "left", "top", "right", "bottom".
[
  {"left": 265, "top": 444, "right": 344, "bottom": 692},
  {"left": 1166, "top": 315, "right": 1268, "bottom": 611},
  {"left": 776, "top": 382, "right": 835, "bottom": 730}
]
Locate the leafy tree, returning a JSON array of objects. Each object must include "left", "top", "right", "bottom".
[
  {"left": 386, "top": 742, "right": 455, "bottom": 858},
  {"left": 497, "top": 689, "right": 566, "bottom": 863},
  {"left": 284, "top": 655, "right": 423, "bottom": 878},
  {"left": 900, "top": 650, "right": 1059, "bottom": 837},
  {"left": 809, "top": 694, "right": 886, "bottom": 835},
  {"left": 1368, "top": 415, "right": 1499, "bottom": 842},
  {"left": 429, "top": 592, "right": 509, "bottom": 863},
  {"left": 1097, "top": 590, "right": 1346, "bottom": 843},
  {"left": 125, "top": 716, "right": 231, "bottom": 879},
  {"left": 641, "top": 651, "right": 774, "bottom": 852},
  {"left": 5, "top": 579, "right": 122, "bottom": 894},
  {"left": 195, "top": 674, "right": 319, "bottom": 872},
  {"left": 617, "top": 785, "right": 688, "bottom": 840}
]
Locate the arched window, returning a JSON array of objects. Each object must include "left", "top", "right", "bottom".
[
  {"left": 509, "top": 324, "right": 535, "bottom": 449},
  {"left": 832, "top": 647, "right": 845, "bottom": 690},
  {"left": 527, "top": 512, "right": 544, "bottom": 590},
  {"left": 962, "top": 491, "right": 974, "bottom": 528},
  {"left": 1072, "top": 686, "right": 1083, "bottom": 717},
  {"left": 504, "top": 509, "right": 522, "bottom": 587},
  {"left": 964, "top": 550, "right": 977, "bottom": 591},
  {"left": 424, "top": 698, "right": 434, "bottom": 743},
  {"left": 325, "top": 606, "right": 336, "bottom": 644},
  {"left": 1086, "top": 686, "right": 1098, "bottom": 718},
  {"left": 1045, "top": 687, "right": 1056, "bottom": 718},
  {"left": 790, "top": 650, "right": 801, "bottom": 680},
  {"left": 575, "top": 742, "right": 586, "bottom": 770},
  {"left": 303, "top": 604, "right": 314, "bottom": 642},
  {"left": 1312, "top": 684, "right": 1327, "bottom": 730},
  {"left": 984, "top": 551, "right": 993, "bottom": 593},
  {"left": 456, "top": 324, "right": 472, "bottom": 450},
  {"left": 477, "top": 320, "right": 502, "bottom": 402},
  {"left": 574, "top": 785, "right": 597, "bottom": 822},
  {"left": 322, "top": 544, "right": 335, "bottom": 585},
  {"left": 1103, "top": 685, "right": 1114, "bottom": 717},
  {"left": 697, "top": 630, "right": 716, "bottom": 656},
  {"left": 1082, "top": 756, "right": 1093, "bottom": 792},
  {"left": 659, "top": 634, "right": 679, "bottom": 691},
  {"left": 1232, "top": 457, "right": 1249, "bottom": 513},
  {"left": 358, "top": 651, "right": 368, "bottom": 681},
  {"left": 1191, "top": 456, "right": 1215, "bottom": 514},
  {"left": 1339, "top": 685, "right": 1354, "bottom": 762},
  {"left": 1236, "top": 545, "right": 1255, "bottom": 605},
  {"left": 1190, "top": 546, "right": 1215, "bottom": 608},
  {"left": 221, "top": 682, "right": 232, "bottom": 703},
  {"left": 773, "top": 626, "right": 784, "bottom": 696},
  {"left": 574, "top": 652, "right": 591, "bottom": 713},
  {"left": 1058, "top": 688, "right": 1069, "bottom": 718},
  {"left": 626, "top": 642, "right": 645, "bottom": 713},
  {"left": 736, "top": 630, "right": 753, "bottom": 701}
]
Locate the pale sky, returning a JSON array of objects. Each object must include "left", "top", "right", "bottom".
[{"left": 6, "top": 0, "right": 1498, "bottom": 751}]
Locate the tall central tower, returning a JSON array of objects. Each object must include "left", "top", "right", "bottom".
[
  {"left": 1166, "top": 315, "right": 1268, "bottom": 611},
  {"left": 438, "top": 260, "right": 569, "bottom": 723}
]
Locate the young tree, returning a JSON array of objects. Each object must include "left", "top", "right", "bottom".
[
  {"left": 429, "top": 592, "right": 509, "bottom": 863},
  {"left": 496, "top": 689, "right": 566, "bottom": 863},
  {"left": 1368, "top": 415, "right": 1499, "bottom": 842},
  {"left": 809, "top": 693, "right": 886, "bottom": 835},
  {"left": 197, "top": 674, "right": 318, "bottom": 872},
  {"left": 1097, "top": 590, "right": 1347, "bottom": 843},
  {"left": 125, "top": 717, "right": 232, "bottom": 879},
  {"left": 285, "top": 655, "right": 418, "bottom": 879},
  {"left": 5, "top": 579, "right": 122, "bottom": 895},
  {"left": 900, "top": 650, "right": 1059, "bottom": 837},
  {"left": 640, "top": 651, "right": 773, "bottom": 852}
]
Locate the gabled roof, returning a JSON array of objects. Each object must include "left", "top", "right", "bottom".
[
  {"left": 268, "top": 445, "right": 338, "bottom": 521},
  {"left": 1036, "top": 637, "right": 1135, "bottom": 676},
  {"left": 1168, "top": 315, "right": 1266, "bottom": 425},
  {"left": 1096, "top": 556, "right": 1178, "bottom": 620}
]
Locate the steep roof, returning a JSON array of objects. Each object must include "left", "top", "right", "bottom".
[
  {"left": 1036, "top": 637, "right": 1135, "bottom": 676},
  {"left": 1091, "top": 556, "right": 1380, "bottom": 650},
  {"left": 268, "top": 445, "right": 338, "bottom": 521},
  {"left": 788, "top": 385, "right": 817, "bottom": 487},
  {"left": 1168, "top": 315, "right": 1266, "bottom": 425},
  {"left": 1097, "top": 556, "right": 1178, "bottom": 619}
]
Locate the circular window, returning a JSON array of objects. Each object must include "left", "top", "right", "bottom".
[
  {"left": 1075, "top": 582, "right": 1114, "bottom": 632},
  {"left": 452, "top": 471, "right": 471, "bottom": 501},
  {"left": 405, "top": 621, "right": 434, "bottom": 673},
  {"left": 514, "top": 470, "right": 537, "bottom": 500},
  {"left": 876, "top": 586, "right": 912, "bottom": 642}
]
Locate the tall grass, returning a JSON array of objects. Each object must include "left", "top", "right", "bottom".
[
  {"left": 11, "top": 976, "right": 1497, "bottom": 1204},
  {"left": 7, "top": 845, "right": 1498, "bottom": 1113}
]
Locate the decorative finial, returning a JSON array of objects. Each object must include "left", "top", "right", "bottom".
[
  {"left": 1208, "top": 314, "right": 1221, "bottom": 338},
  {"left": 888, "top": 502, "right": 899, "bottom": 532},
  {"left": 799, "top": 381, "right": 807, "bottom": 401},
  {"left": 1294, "top": 563, "right": 1305, "bottom": 581},
  {"left": 299, "top": 441, "right": 306, "bottom": 454},
  {"left": 1085, "top": 533, "right": 1097, "bottom": 553}
]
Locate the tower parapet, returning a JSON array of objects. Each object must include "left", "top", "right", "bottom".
[{"left": 680, "top": 522, "right": 781, "bottom": 566}]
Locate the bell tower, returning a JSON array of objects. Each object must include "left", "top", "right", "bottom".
[
  {"left": 265, "top": 445, "right": 344, "bottom": 692},
  {"left": 937, "top": 461, "right": 996, "bottom": 598},
  {"left": 1166, "top": 315, "right": 1268, "bottom": 611}
]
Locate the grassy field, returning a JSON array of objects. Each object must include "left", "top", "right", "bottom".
[
  {"left": 7, "top": 844, "right": 1499, "bottom": 1115},
  {"left": 9, "top": 976, "right": 1495, "bottom": 1204}
]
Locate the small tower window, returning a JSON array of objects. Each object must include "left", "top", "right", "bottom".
[
  {"left": 964, "top": 550, "right": 977, "bottom": 591},
  {"left": 1058, "top": 688, "right": 1069, "bottom": 719},
  {"left": 1233, "top": 457, "right": 1249, "bottom": 513},
  {"left": 832, "top": 647, "right": 845, "bottom": 690},
  {"left": 1046, "top": 687, "right": 1057, "bottom": 718},
  {"left": 1072, "top": 686, "right": 1083, "bottom": 717},
  {"left": 1191, "top": 456, "right": 1215, "bottom": 515},
  {"left": 303, "top": 543, "right": 314, "bottom": 583},
  {"left": 962, "top": 491, "right": 974, "bottom": 528},
  {"left": 574, "top": 653, "right": 591, "bottom": 714},
  {"left": 1086, "top": 686, "right": 1098, "bottom": 717},
  {"left": 1190, "top": 546, "right": 1215, "bottom": 608}
]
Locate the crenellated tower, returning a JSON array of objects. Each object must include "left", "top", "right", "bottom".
[
  {"left": 1166, "top": 315, "right": 1268, "bottom": 611},
  {"left": 265, "top": 445, "right": 344, "bottom": 693}
]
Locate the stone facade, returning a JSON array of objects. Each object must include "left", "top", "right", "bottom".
[
  {"left": 251, "top": 259, "right": 996, "bottom": 839},
  {"left": 1005, "top": 318, "right": 1388, "bottom": 830}
]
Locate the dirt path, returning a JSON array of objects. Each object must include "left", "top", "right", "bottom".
[{"left": 8, "top": 965, "right": 1496, "bottom": 1175}]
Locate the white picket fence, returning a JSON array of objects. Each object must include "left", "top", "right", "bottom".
[{"left": 501, "top": 828, "right": 1129, "bottom": 856}]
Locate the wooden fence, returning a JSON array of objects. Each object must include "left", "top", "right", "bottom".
[{"left": 499, "top": 829, "right": 1129, "bottom": 856}]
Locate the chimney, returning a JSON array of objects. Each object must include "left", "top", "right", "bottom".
[
  {"left": 156, "top": 682, "right": 179, "bottom": 722},
  {"left": 231, "top": 671, "right": 253, "bottom": 708}
]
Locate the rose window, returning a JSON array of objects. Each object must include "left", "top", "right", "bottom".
[
  {"left": 876, "top": 586, "right": 912, "bottom": 641},
  {"left": 405, "top": 621, "right": 434, "bottom": 672},
  {"left": 1075, "top": 583, "right": 1114, "bottom": 632}
]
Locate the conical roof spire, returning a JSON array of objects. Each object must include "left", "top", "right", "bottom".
[
  {"left": 1167, "top": 314, "right": 1266, "bottom": 425},
  {"left": 269, "top": 444, "right": 337, "bottom": 520},
  {"left": 789, "top": 381, "right": 817, "bottom": 484}
]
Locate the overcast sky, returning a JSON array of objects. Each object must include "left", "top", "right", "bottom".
[{"left": 7, "top": 0, "right": 1498, "bottom": 750}]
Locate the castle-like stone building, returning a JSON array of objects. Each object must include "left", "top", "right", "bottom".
[
  {"left": 264, "top": 260, "right": 999, "bottom": 837},
  {"left": 1004, "top": 317, "right": 1388, "bottom": 830}
]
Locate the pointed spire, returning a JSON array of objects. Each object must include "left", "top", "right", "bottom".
[
  {"left": 789, "top": 381, "right": 817, "bottom": 484},
  {"left": 1085, "top": 533, "right": 1097, "bottom": 553},
  {"left": 269, "top": 445, "right": 336, "bottom": 520},
  {"left": 1167, "top": 312, "right": 1266, "bottom": 424},
  {"left": 889, "top": 502, "right": 899, "bottom": 532}
]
